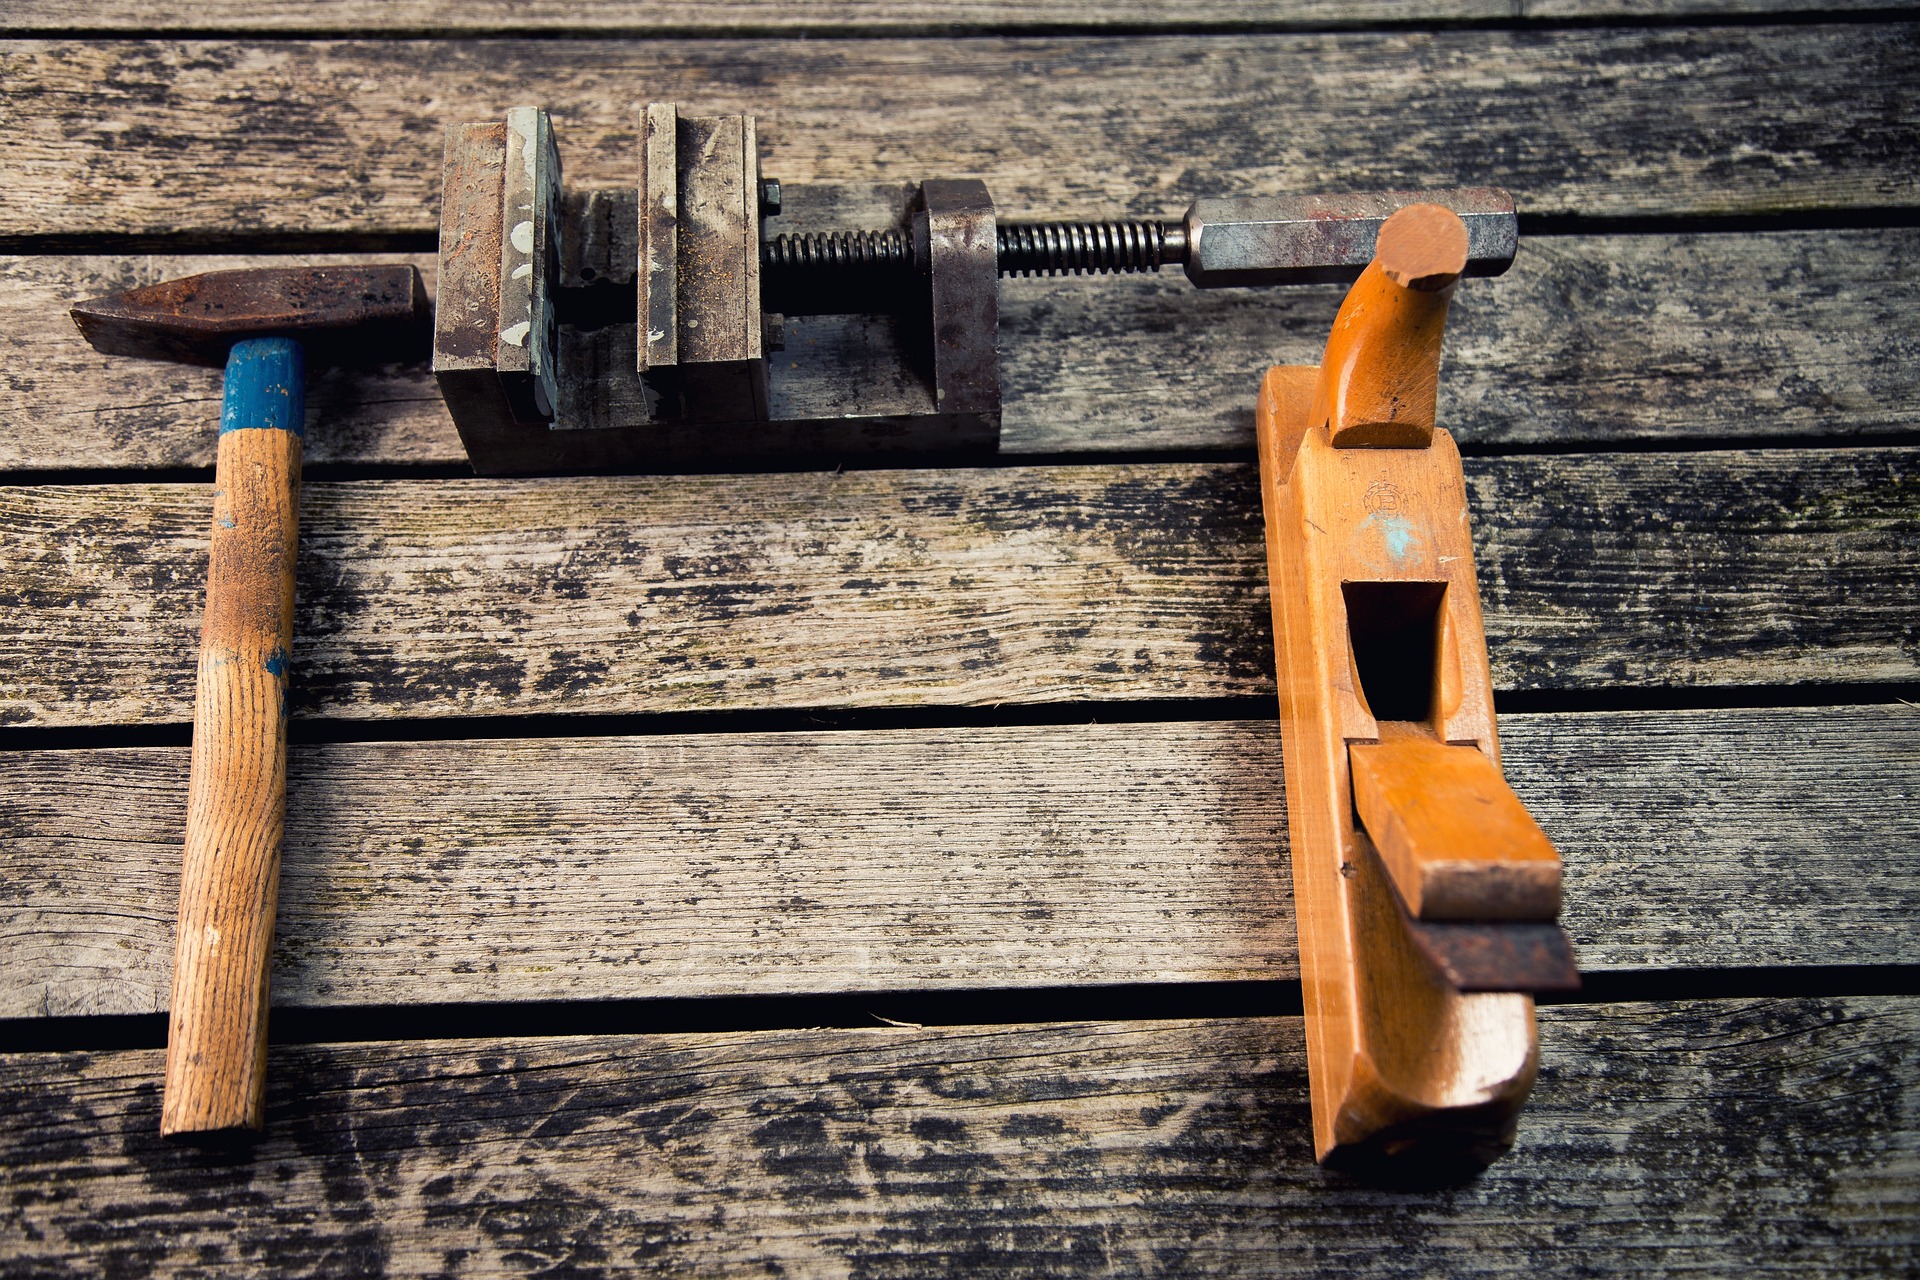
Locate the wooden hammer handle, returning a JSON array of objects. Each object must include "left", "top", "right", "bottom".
[{"left": 162, "top": 339, "right": 303, "bottom": 1136}]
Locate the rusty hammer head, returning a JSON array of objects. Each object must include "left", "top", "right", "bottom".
[{"left": 71, "top": 265, "right": 430, "bottom": 368}]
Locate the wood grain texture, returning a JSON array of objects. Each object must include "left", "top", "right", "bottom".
[
  {"left": 1259, "top": 312, "right": 1534, "bottom": 1160},
  {"left": 1, "top": 0, "right": 1883, "bottom": 35},
  {"left": 1316, "top": 236, "right": 1457, "bottom": 447},
  {"left": 0, "top": 451, "right": 1912, "bottom": 729},
  {"left": 9, "top": 229, "right": 1917, "bottom": 471},
  {"left": 162, "top": 425, "right": 302, "bottom": 1134},
  {"left": 0, "top": 0, "right": 1510, "bottom": 35},
  {"left": 3, "top": 707, "right": 1915, "bottom": 1018},
  {"left": 1468, "top": 448, "right": 1920, "bottom": 692},
  {"left": 3, "top": 26, "right": 1915, "bottom": 240},
  {"left": 1350, "top": 733, "right": 1562, "bottom": 920},
  {"left": 2, "top": 998, "right": 1916, "bottom": 1275}
]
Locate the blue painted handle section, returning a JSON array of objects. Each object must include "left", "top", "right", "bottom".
[{"left": 220, "top": 337, "right": 306, "bottom": 436}]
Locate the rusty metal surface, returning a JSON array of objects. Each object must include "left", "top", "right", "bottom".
[
  {"left": 918, "top": 178, "right": 1000, "bottom": 425},
  {"left": 1181, "top": 188, "right": 1518, "bottom": 288},
  {"left": 72, "top": 265, "right": 428, "bottom": 368},
  {"left": 996, "top": 220, "right": 1172, "bottom": 276},
  {"left": 495, "top": 106, "right": 563, "bottom": 425},
  {"left": 640, "top": 108, "right": 769, "bottom": 425},
  {"left": 432, "top": 122, "right": 507, "bottom": 373},
  {"left": 441, "top": 156, "right": 1515, "bottom": 470},
  {"left": 675, "top": 114, "right": 754, "bottom": 368},
  {"left": 448, "top": 177, "right": 1003, "bottom": 474},
  {"left": 762, "top": 228, "right": 914, "bottom": 316},
  {"left": 638, "top": 102, "right": 680, "bottom": 375},
  {"left": 743, "top": 116, "right": 766, "bottom": 375},
  {"left": 432, "top": 119, "right": 528, "bottom": 472},
  {"left": 1406, "top": 919, "right": 1582, "bottom": 993},
  {"left": 560, "top": 188, "right": 637, "bottom": 290},
  {"left": 761, "top": 190, "right": 1510, "bottom": 303}
]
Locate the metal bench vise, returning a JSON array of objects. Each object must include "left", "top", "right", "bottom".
[{"left": 433, "top": 105, "right": 1519, "bottom": 475}]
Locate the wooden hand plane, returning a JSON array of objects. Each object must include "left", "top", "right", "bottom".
[{"left": 1257, "top": 205, "right": 1579, "bottom": 1172}]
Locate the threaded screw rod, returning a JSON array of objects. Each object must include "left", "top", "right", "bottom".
[
  {"left": 995, "top": 221, "right": 1179, "bottom": 276},
  {"left": 761, "top": 229, "right": 913, "bottom": 274},
  {"left": 761, "top": 220, "right": 1186, "bottom": 282}
]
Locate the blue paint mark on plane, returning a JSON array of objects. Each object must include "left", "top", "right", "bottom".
[{"left": 1361, "top": 512, "right": 1420, "bottom": 562}]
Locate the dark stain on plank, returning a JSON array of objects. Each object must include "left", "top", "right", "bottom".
[
  {"left": 2, "top": 1000, "right": 1915, "bottom": 1275},
  {"left": 0, "top": 451, "right": 1913, "bottom": 728},
  {"left": 4, "top": 27, "right": 1918, "bottom": 240},
  {"left": 1469, "top": 448, "right": 1920, "bottom": 686}
]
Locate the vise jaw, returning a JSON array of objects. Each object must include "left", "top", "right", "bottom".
[
  {"left": 436, "top": 108, "right": 563, "bottom": 442},
  {"left": 637, "top": 103, "right": 769, "bottom": 425}
]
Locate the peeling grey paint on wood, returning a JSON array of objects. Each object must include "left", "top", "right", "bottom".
[
  {"left": 2, "top": 708, "right": 1916, "bottom": 1018},
  {"left": 1, "top": 1000, "right": 1915, "bottom": 1276}
]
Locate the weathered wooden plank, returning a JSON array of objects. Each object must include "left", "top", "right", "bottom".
[
  {"left": 5, "top": 723, "right": 1281, "bottom": 1017},
  {"left": 0, "top": 451, "right": 1912, "bottom": 729},
  {"left": 2, "top": 707, "right": 1915, "bottom": 1018},
  {"left": 1516, "top": 705, "right": 1920, "bottom": 971},
  {"left": 1015, "top": 227, "right": 1920, "bottom": 455},
  {"left": 3, "top": 999, "right": 1915, "bottom": 1275},
  {"left": 1468, "top": 448, "right": 1920, "bottom": 691},
  {"left": 0, "top": 0, "right": 1508, "bottom": 35},
  {"left": 1531, "top": 0, "right": 1896, "bottom": 9},
  {"left": 0, "top": 0, "right": 1884, "bottom": 35},
  {"left": 4, "top": 27, "right": 1914, "bottom": 240},
  {"left": 11, "top": 229, "right": 1917, "bottom": 470}
]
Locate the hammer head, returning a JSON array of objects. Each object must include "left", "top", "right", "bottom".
[{"left": 71, "top": 265, "right": 430, "bottom": 368}]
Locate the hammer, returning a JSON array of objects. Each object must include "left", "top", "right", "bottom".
[{"left": 70, "top": 266, "right": 428, "bottom": 1135}]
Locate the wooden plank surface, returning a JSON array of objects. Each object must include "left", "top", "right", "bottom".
[
  {"left": 1014, "top": 227, "right": 1920, "bottom": 455},
  {"left": 11, "top": 228, "right": 1917, "bottom": 471},
  {"left": 0, "top": 1, "right": 1511, "bottom": 35},
  {"left": 4, "top": 1, "right": 1913, "bottom": 1272},
  {"left": 3, "top": 998, "right": 1915, "bottom": 1275},
  {"left": 3, "top": 706, "right": 1915, "bottom": 1018},
  {"left": 5, "top": 26, "right": 1915, "bottom": 240},
  {"left": 0, "top": 0, "right": 1886, "bottom": 35},
  {"left": 1, "top": 450, "right": 1912, "bottom": 729}
]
